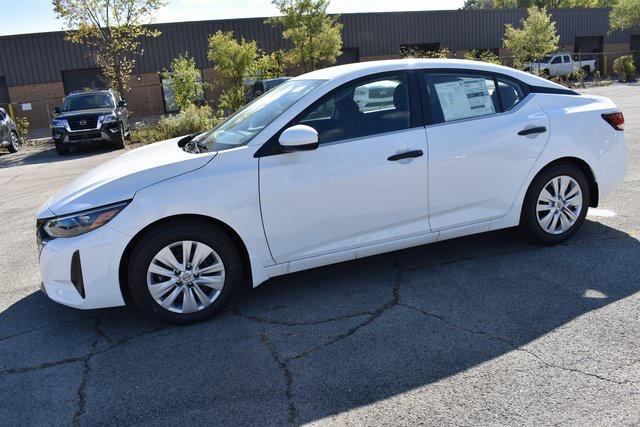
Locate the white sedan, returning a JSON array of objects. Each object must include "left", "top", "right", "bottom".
[{"left": 36, "top": 59, "right": 628, "bottom": 324}]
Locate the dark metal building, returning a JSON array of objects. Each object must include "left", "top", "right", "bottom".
[{"left": 0, "top": 7, "right": 637, "bottom": 129}]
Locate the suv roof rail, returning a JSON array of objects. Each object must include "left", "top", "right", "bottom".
[{"left": 67, "top": 88, "right": 111, "bottom": 95}]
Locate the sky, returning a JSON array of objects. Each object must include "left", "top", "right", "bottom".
[{"left": 0, "top": 0, "right": 465, "bottom": 36}]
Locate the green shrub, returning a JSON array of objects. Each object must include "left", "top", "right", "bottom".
[
  {"left": 14, "top": 116, "right": 29, "bottom": 140},
  {"left": 613, "top": 55, "right": 637, "bottom": 82},
  {"left": 131, "top": 104, "right": 217, "bottom": 145},
  {"left": 463, "top": 49, "right": 501, "bottom": 65}
]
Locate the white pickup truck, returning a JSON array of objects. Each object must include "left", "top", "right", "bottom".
[{"left": 526, "top": 53, "right": 597, "bottom": 77}]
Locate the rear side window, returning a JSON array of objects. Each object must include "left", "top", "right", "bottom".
[
  {"left": 425, "top": 74, "right": 499, "bottom": 123},
  {"left": 424, "top": 72, "right": 526, "bottom": 123},
  {"left": 563, "top": 55, "right": 571, "bottom": 63},
  {"left": 497, "top": 79, "right": 524, "bottom": 111}
]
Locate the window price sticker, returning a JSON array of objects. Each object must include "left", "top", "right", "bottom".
[{"left": 434, "top": 78, "right": 495, "bottom": 122}]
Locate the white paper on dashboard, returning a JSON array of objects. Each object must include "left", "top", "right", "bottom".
[{"left": 434, "top": 78, "right": 495, "bottom": 122}]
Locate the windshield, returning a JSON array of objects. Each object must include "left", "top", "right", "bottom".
[
  {"left": 197, "top": 79, "right": 324, "bottom": 151},
  {"left": 62, "top": 93, "right": 115, "bottom": 111}
]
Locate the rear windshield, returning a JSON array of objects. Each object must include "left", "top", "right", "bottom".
[{"left": 62, "top": 93, "right": 114, "bottom": 111}]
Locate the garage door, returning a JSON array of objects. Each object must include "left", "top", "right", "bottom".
[
  {"left": 62, "top": 69, "right": 107, "bottom": 94},
  {"left": 0, "top": 77, "right": 9, "bottom": 106},
  {"left": 574, "top": 36, "right": 604, "bottom": 73},
  {"left": 632, "top": 35, "right": 640, "bottom": 75}
]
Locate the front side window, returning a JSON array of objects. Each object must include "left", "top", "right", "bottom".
[
  {"left": 197, "top": 79, "right": 324, "bottom": 151},
  {"left": 426, "top": 74, "right": 499, "bottom": 123},
  {"left": 62, "top": 93, "right": 115, "bottom": 111},
  {"left": 298, "top": 73, "right": 410, "bottom": 144},
  {"left": 551, "top": 56, "right": 562, "bottom": 64}
]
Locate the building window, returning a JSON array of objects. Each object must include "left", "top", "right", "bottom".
[{"left": 161, "top": 71, "right": 205, "bottom": 113}]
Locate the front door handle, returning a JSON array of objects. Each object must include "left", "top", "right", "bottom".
[
  {"left": 388, "top": 150, "right": 424, "bottom": 161},
  {"left": 518, "top": 126, "right": 547, "bottom": 136}
]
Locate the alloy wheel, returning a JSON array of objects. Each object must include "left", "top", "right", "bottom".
[
  {"left": 146, "top": 240, "right": 225, "bottom": 314},
  {"left": 536, "top": 175, "right": 583, "bottom": 235},
  {"left": 11, "top": 133, "right": 20, "bottom": 151}
]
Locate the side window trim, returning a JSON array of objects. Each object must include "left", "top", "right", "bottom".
[
  {"left": 418, "top": 68, "right": 528, "bottom": 125},
  {"left": 256, "top": 70, "right": 418, "bottom": 158}
]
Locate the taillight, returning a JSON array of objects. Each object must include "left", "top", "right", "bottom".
[{"left": 602, "top": 112, "right": 624, "bottom": 131}]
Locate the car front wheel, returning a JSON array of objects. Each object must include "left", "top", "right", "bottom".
[
  {"left": 127, "top": 221, "right": 242, "bottom": 324},
  {"left": 521, "top": 163, "right": 590, "bottom": 245},
  {"left": 7, "top": 131, "right": 20, "bottom": 153}
]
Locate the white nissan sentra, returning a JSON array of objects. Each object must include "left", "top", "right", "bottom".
[{"left": 36, "top": 59, "right": 628, "bottom": 324}]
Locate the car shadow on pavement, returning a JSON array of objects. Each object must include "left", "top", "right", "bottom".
[
  {"left": 0, "top": 144, "right": 123, "bottom": 169},
  {"left": 0, "top": 220, "right": 638, "bottom": 424}
]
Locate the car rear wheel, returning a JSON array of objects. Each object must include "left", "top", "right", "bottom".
[
  {"left": 55, "top": 142, "right": 70, "bottom": 155},
  {"left": 7, "top": 132, "right": 20, "bottom": 153},
  {"left": 521, "top": 163, "right": 590, "bottom": 245},
  {"left": 127, "top": 221, "right": 242, "bottom": 324}
]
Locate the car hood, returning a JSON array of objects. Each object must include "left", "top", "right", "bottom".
[
  {"left": 38, "top": 137, "right": 215, "bottom": 218},
  {"left": 55, "top": 108, "right": 115, "bottom": 119}
]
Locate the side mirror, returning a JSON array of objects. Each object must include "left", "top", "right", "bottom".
[
  {"left": 278, "top": 125, "right": 319, "bottom": 152},
  {"left": 118, "top": 100, "right": 127, "bottom": 108},
  {"left": 53, "top": 107, "right": 61, "bottom": 114}
]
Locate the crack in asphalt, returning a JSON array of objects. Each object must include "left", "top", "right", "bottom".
[
  {"left": 399, "top": 303, "right": 632, "bottom": 386},
  {"left": 261, "top": 329, "right": 298, "bottom": 425},
  {"left": 230, "top": 308, "right": 374, "bottom": 327}
]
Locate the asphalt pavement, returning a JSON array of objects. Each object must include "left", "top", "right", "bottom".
[{"left": 0, "top": 84, "right": 639, "bottom": 425}]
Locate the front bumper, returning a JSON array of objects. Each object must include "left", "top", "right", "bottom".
[
  {"left": 38, "top": 223, "right": 130, "bottom": 309},
  {"left": 52, "top": 122, "right": 121, "bottom": 145}
]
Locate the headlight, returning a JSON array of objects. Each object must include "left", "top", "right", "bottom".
[
  {"left": 51, "top": 118, "right": 67, "bottom": 128},
  {"left": 102, "top": 114, "right": 118, "bottom": 123},
  {"left": 43, "top": 201, "right": 130, "bottom": 238}
]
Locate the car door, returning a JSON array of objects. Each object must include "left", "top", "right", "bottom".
[
  {"left": 549, "top": 55, "right": 563, "bottom": 76},
  {"left": 421, "top": 70, "right": 549, "bottom": 231},
  {"left": 562, "top": 55, "right": 573, "bottom": 75},
  {"left": 259, "top": 72, "right": 430, "bottom": 263}
]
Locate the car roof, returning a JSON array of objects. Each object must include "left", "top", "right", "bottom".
[
  {"left": 294, "top": 58, "right": 567, "bottom": 90},
  {"left": 67, "top": 90, "right": 113, "bottom": 97}
]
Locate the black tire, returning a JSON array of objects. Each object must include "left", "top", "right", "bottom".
[
  {"left": 7, "top": 131, "right": 20, "bottom": 153},
  {"left": 521, "top": 163, "right": 590, "bottom": 245},
  {"left": 55, "top": 142, "right": 70, "bottom": 155},
  {"left": 113, "top": 122, "right": 126, "bottom": 149},
  {"left": 127, "top": 220, "right": 242, "bottom": 324}
]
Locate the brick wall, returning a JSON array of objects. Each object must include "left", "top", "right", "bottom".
[
  {"left": 127, "top": 72, "right": 165, "bottom": 118},
  {"left": 603, "top": 42, "right": 632, "bottom": 76},
  {"left": 8, "top": 82, "right": 64, "bottom": 129}
]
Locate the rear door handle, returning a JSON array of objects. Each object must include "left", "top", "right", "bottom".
[
  {"left": 518, "top": 126, "right": 547, "bottom": 136},
  {"left": 388, "top": 150, "right": 424, "bottom": 161}
]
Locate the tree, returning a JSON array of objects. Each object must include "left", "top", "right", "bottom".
[
  {"left": 162, "top": 53, "right": 202, "bottom": 111},
  {"left": 479, "top": 0, "right": 613, "bottom": 7},
  {"left": 462, "top": 0, "right": 494, "bottom": 8},
  {"left": 503, "top": 6, "right": 559, "bottom": 70},
  {"left": 609, "top": 0, "right": 640, "bottom": 31},
  {"left": 268, "top": 0, "right": 343, "bottom": 72},
  {"left": 53, "top": 0, "right": 165, "bottom": 96},
  {"left": 207, "top": 30, "right": 258, "bottom": 112},
  {"left": 254, "top": 50, "right": 286, "bottom": 79}
]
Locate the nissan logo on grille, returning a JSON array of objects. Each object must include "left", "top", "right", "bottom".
[{"left": 79, "top": 119, "right": 87, "bottom": 126}]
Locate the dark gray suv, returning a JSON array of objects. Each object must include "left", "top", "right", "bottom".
[
  {"left": 52, "top": 89, "right": 130, "bottom": 155},
  {"left": 0, "top": 108, "right": 21, "bottom": 153}
]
